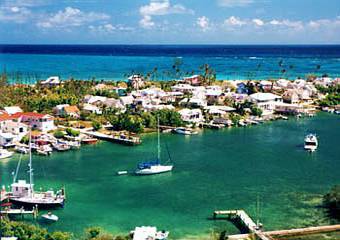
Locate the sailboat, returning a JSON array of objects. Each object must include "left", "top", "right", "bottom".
[
  {"left": 9, "top": 131, "right": 65, "bottom": 209},
  {"left": 135, "top": 117, "right": 173, "bottom": 175}
]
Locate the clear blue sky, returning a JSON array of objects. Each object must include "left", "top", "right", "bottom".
[{"left": 1, "top": 0, "right": 339, "bottom": 44}]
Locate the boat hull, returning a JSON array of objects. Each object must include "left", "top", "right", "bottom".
[
  {"left": 135, "top": 165, "right": 173, "bottom": 175},
  {"left": 10, "top": 198, "right": 65, "bottom": 209}
]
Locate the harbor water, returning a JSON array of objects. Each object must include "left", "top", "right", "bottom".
[{"left": 0, "top": 113, "right": 339, "bottom": 239}]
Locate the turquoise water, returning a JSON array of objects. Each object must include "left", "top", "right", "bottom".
[
  {"left": 1, "top": 45, "right": 340, "bottom": 82},
  {"left": 0, "top": 113, "right": 339, "bottom": 239}
]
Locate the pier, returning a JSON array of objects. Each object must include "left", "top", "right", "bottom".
[
  {"left": 0, "top": 207, "right": 38, "bottom": 220},
  {"left": 213, "top": 210, "right": 340, "bottom": 240},
  {"left": 213, "top": 210, "right": 273, "bottom": 240}
]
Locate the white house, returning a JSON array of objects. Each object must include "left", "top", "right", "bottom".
[
  {"left": 12, "top": 112, "right": 55, "bottom": 132},
  {"left": 249, "top": 93, "right": 283, "bottom": 115},
  {"left": 83, "top": 104, "right": 102, "bottom": 115},
  {"left": 178, "top": 109, "right": 204, "bottom": 123}
]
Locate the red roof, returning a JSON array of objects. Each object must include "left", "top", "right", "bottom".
[
  {"left": 11, "top": 112, "right": 52, "bottom": 119},
  {"left": 0, "top": 113, "right": 17, "bottom": 122}
]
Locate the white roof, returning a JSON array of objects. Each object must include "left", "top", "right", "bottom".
[
  {"left": 86, "top": 96, "right": 107, "bottom": 104},
  {"left": 178, "top": 108, "right": 202, "bottom": 115},
  {"left": 83, "top": 104, "right": 100, "bottom": 111},
  {"left": 4, "top": 106, "right": 23, "bottom": 115},
  {"left": 204, "top": 106, "right": 235, "bottom": 112},
  {"left": 249, "top": 93, "right": 282, "bottom": 102},
  {"left": 41, "top": 76, "right": 60, "bottom": 84}
]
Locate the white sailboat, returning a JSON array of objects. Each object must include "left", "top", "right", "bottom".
[
  {"left": 135, "top": 117, "right": 173, "bottom": 175},
  {"left": 9, "top": 131, "right": 65, "bottom": 209}
]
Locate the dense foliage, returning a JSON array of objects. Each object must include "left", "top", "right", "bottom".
[
  {"left": 317, "top": 84, "right": 340, "bottom": 107},
  {"left": 323, "top": 185, "right": 340, "bottom": 220},
  {"left": 0, "top": 80, "right": 95, "bottom": 112},
  {"left": 0, "top": 219, "right": 130, "bottom": 240}
]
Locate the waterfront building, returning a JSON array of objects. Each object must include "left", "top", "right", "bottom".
[
  {"left": 178, "top": 108, "right": 204, "bottom": 123},
  {"left": 249, "top": 93, "right": 283, "bottom": 116},
  {"left": 40, "top": 76, "right": 61, "bottom": 86},
  {"left": 12, "top": 112, "right": 55, "bottom": 132}
]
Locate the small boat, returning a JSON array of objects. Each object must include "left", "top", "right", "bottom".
[
  {"left": 304, "top": 134, "right": 318, "bottom": 152},
  {"left": 81, "top": 137, "right": 98, "bottom": 144},
  {"left": 173, "top": 127, "right": 197, "bottom": 135},
  {"left": 41, "top": 212, "right": 59, "bottom": 222},
  {"left": 238, "top": 120, "right": 247, "bottom": 127},
  {"left": 0, "top": 149, "right": 14, "bottom": 159},
  {"left": 117, "top": 171, "right": 128, "bottom": 175},
  {"left": 52, "top": 142, "right": 70, "bottom": 151},
  {"left": 131, "top": 226, "right": 169, "bottom": 240},
  {"left": 136, "top": 117, "right": 173, "bottom": 176},
  {"left": 15, "top": 145, "right": 29, "bottom": 154},
  {"left": 67, "top": 141, "right": 81, "bottom": 149}
]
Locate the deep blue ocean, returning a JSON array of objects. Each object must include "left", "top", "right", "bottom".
[{"left": 0, "top": 45, "right": 340, "bottom": 82}]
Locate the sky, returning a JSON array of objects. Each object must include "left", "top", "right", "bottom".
[{"left": 0, "top": 0, "right": 340, "bottom": 44}]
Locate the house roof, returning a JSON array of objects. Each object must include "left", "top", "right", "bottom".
[
  {"left": 0, "top": 113, "right": 17, "bottom": 122},
  {"left": 250, "top": 93, "right": 282, "bottom": 102},
  {"left": 12, "top": 112, "right": 53, "bottom": 119},
  {"left": 4, "top": 106, "right": 23, "bottom": 115},
  {"left": 64, "top": 105, "right": 80, "bottom": 113}
]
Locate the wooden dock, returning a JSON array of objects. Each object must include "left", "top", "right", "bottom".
[
  {"left": 0, "top": 207, "right": 38, "bottom": 219},
  {"left": 213, "top": 210, "right": 273, "bottom": 240},
  {"left": 213, "top": 210, "right": 340, "bottom": 240}
]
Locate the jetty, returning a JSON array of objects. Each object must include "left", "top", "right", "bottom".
[
  {"left": 213, "top": 210, "right": 340, "bottom": 240},
  {"left": 84, "top": 131, "right": 141, "bottom": 146},
  {"left": 0, "top": 207, "right": 38, "bottom": 220},
  {"left": 213, "top": 210, "right": 273, "bottom": 240}
]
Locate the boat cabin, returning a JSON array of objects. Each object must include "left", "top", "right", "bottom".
[{"left": 11, "top": 180, "right": 32, "bottom": 197}]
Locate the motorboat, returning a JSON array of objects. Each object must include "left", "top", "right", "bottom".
[
  {"left": 15, "top": 145, "right": 29, "bottom": 154},
  {"left": 304, "top": 134, "right": 318, "bottom": 152},
  {"left": 173, "top": 127, "right": 197, "bottom": 135},
  {"left": 0, "top": 149, "right": 14, "bottom": 159},
  {"left": 41, "top": 212, "right": 59, "bottom": 222}
]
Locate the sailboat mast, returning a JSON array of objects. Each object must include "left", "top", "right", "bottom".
[
  {"left": 157, "top": 116, "right": 160, "bottom": 160},
  {"left": 29, "top": 130, "right": 34, "bottom": 196}
]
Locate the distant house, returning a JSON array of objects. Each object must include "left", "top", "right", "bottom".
[
  {"left": 120, "top": 96, "right": 134, "bottom": 106},
  {"left": 178, "top": 109, "right": 204, "bottom": 123},
  {"left": 63, "top": 105, "right": 80, "bottom": 118},
  {"left": 183, "top": 75, "right": 201, "bottom": 86},
  {"left": 205, "top": 86, "right": 223, "bottom": 105},
  {"left": 282, "top": 90, "right": 300, "bottom": 104},
  {"left": 83, "top": 104, "right": 102, "bottom": 115},
  {"left": 103, "top": 98, "right": 125, "bottom": 111},
  {"left": 171, "top": 84, "right": 196, "bottom": 93},
  {"left": 53, "top": 104, "right": 80, "bottom": 118},
  {"left": 40, "top": 76, "right": 61, "bottom": 86},
  {"left": 4, "top": 106, "right": 23, "bottom": 115},
  {"left": 249, "top": 93, "right": 282, "bottom": 116},
  {"left": 83, "top": 95, "right": 107, "bottom": 106}
]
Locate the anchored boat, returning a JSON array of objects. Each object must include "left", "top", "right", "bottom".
[
  {"left": 304, "top": 134, "right": 318, "bottom": 152},
  {"left": 135, "top": 117, "right": 173, "bottom": 175},
  {"left": 9, "top": 131, "right": 66, "bottom": 209}
]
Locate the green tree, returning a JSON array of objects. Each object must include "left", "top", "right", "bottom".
[
  {"left": 323, "top": 185, "right": 340, "bottom": 220},
  {"left": 66, "top": 128, "right": 80, "bottom": 137},
  {"left": 92, "top": 121, "right": 102, "bottom": 131},
  {"left": 54, "top": 130, "right": 65, "bottom": 139},
  {"left": 250, "top": 106, "right": 263, "bottom": 117}
]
